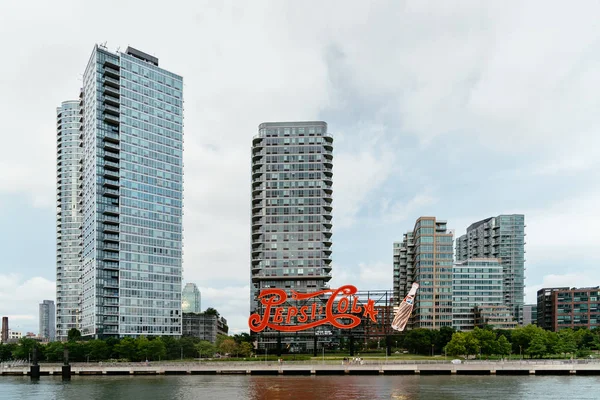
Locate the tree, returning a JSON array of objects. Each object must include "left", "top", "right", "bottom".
[
  {"left": 205, "top": 308, "right": 219, "bottom": 317},
  {"left": 114, "top": 337, "right": 137, "bottom": 361},
  {"left": 463, "top": 333, "right": 480, "bottom": 359},
  {"left": 444, "top": 332, "right": 467, "bottom": 357},
  {"left": 195, "top": 341, "right": 216, "bottom": 358},
  {"left": 68, "top": 328, "right": 82, "bottom": 342},
  {"left": 497, "top": 335, "right": 511, "bottom": 356},
  {"left": 233, "top": 333, "right": 252, "bottom": 344},
  {"left": 12, "top": 338, "right": 42, "bottom": 361},
  {"left": 403, "top": 329, "right": 433, "bottom": 355},
  {"left": 556, "top": 329, "right": 578, "bottom": 356},
  {"left": 527, "top": 335, "right": 547, "bottom": 358},
  {"left": 147, "top": 338, "right": 167, "bottom": 361},
  {"left": 472, "top": 327, "right": 497, "bottom": 356},
  {"left": 238, "top": 342, "right": 253, "bottom": 357},
  {"left": 44, "top": 342, "right": 65, "bottom": 362},
  {"left": 85, "top": 340, "right": 109, "bottom": 361},
  {"left": 136, "top": 336, "right": 150, "bottom": 361},
  {"left": 436, "top": 326, "right": 456, "bottom": 350},
  {"left": 218, "top": 338, "right": 237, "bottom": 355}
]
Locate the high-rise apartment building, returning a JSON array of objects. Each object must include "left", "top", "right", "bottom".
[
  {"left": 452, "top": 259, "right": 503, "bottom": 331},
  {"left": 57, "top": 44, "right": 184, "bottom": 339},
  {"left": 39, "top": 300, "right": 56, "bottom": 341},
  {"left": 456, "top": 215, "right": 525, "bottom": 324},
  {"left": 182, "top": 283, "right": 201, "bottom": 313},
  {"left": 394, "top": 217, "right": 454, "bottom": 329},
  {"left": 250, "top": 121, "right": 333, "bottom": 348},
  {"left": 523, "top": 304, "right": 537, "bottom": 326},
  {"left": 56, "top": 100, "right": 84, "bottom": 340}
]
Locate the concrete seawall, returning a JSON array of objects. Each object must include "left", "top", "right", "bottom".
[{"left": 3, "top": 360, "right": 600, "bottom": 376}]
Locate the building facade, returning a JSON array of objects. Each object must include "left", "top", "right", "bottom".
[
  {"left": 456, "top": 214, "right": 525, "bottom": 324},
  {"left": 522, "top": 304, "right": 537, "bottom": 326},
  {"left": 250, "top": 122, "right": 333, "bottom": 349},
  {"left": 39, "top": 300, "right": 56, "bottom": 341},
  {"left": 537, "top": 287, "right": 569, "bottom": 330},
  {"left": 452, "top": 259, "right": 504, "bottom": 331},
  {"left": 182, "top": 283, "right": 201, "bottom": 313},
  {"left": 182, "top": 312, "right": 229, "bottom": 344},
  {"left": 56, "top": 100, "right": 84, "bottom": 341},
  {"left": 474, "top": 305, "right": 518, "bottom": 329},
  {"left": 549, "top": 287, "right": 600, "bottom": 331},
  {"left": 395, "top": 217, "right": 454, "bottom": 329},
  {"left": 58, "top": 44, "right": 184, "bottom": 339}
]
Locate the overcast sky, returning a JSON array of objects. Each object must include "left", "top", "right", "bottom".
[{"left": 1, "top": 0, "right": 599, "bottom": 335}]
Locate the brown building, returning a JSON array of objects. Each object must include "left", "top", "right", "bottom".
[
  {"left": 537, "top": 287, "right": 569, "bottom": 330},
  {"left": 550, "top": 287, "right": 600, "bottom": 331},
  {"left": 474, "top": 305, "right": 517, "bottom": 329},
  {"left": 394, "top": 217, "right": 454, "bottom": 329}
]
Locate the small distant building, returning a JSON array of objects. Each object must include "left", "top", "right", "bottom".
[
  {"left": 473, "top": 305, "right": 517, "bottom": 329},
  {"left": 537, "top": 287, "right": 569, "bottom": 330},
  {"left": 39, "top": 300, "right": 56, "bottom": 341},
  {"left": 1, "top": 316, "right": 8, "bottom": 343},
  {"left": 522, "top": 304, "right": 537, "bottom": 326},
  {"left": 182, "top": 312, "right": 229, "bottom": 344},
  {"left": 8, "top": 330, "right": 22, "bottom": 341},
  {"left": 182, "top": 283, "right": 201, "bottom": 313}
]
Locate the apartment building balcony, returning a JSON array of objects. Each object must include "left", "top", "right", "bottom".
[
  {"left": 104, "top": 141, "right": 120, "bottom": 153},
  {"left": 103, "top": 66, "right": 120, "bottom": 79},
  {"left": 104, "top": 160, "right": 120, "bottom": 171},
  {"left": 103, "top": 95, "right": 120, "bottom": 107},
  {"left": 103, "top": 76, "right": 120, "bottom": 89},
  {"left": 103, "top": 113, "right": 119, "bottom": 126}
]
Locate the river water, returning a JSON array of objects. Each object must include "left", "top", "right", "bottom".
[{"left": 2, "top": 375, "right": 600, "bottom": 399}]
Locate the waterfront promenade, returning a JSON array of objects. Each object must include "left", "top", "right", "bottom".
[{"left": 3, "top": 359, "right": 600, "bottom": 376}]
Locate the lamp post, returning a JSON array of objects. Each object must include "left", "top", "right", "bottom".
[
  {"left": 180, "top": 346, "right": 183, "bottom": 360},
  {"left": 431, "top": 344, "right": 434, "bottom": 357},
  {"left": 519, "top": 345, "right": 522, "bottom": 361}
]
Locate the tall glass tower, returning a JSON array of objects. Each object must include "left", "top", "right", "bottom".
[
  {"left": 182, "top": 283, "right": 201, "bottom": 313},
  {"left": 58, "top": 44, "right": 184, "bottom": 339},
  {"left": 250, "top": 122, "right": 333, "bottom": 348},
  {"left": 456, "top": 214, "right": 525, "bottom": 324},
  {"left": 56, "top": 100, "right": 83, "bottom": 341}
]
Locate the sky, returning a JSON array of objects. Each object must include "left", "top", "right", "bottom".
[{"left": 1, "top": 0, "right": 600, "bottom": 335}]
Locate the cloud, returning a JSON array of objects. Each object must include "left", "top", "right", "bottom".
[
  {"left": 525, "top": 272, "right": 600, "bottom": 304},
  {"left": 0, "top": 275, "right": 55, "bottom": 334}
]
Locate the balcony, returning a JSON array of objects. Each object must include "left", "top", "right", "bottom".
[
  {"left": 103, "top": 86, "right": 120, "bottom": 99},
  {"left": 102, "top": 214, "right": 120, "bottom": 225},
  {"left": 104, "top": 104, "right": 120, "bottom": 116},
  {"left": 103, "top": 113, "right": 119, "bottom": 126},
  {"left": 103, "top": 76, "right": 120, "bottom": 89},
  {"left": 102, "top": 205, "right": 119, "bottom": 216},
  {"left": 103, "top": 233, "right": 119, "bottom": 243},
  {"left": 103, "top": 95, "right": 119, "bottom": 107},
  {"left": 102, "top": 188, "right": 119, "bottom": 198},
  {"left": 104, "top": 141, "right": 120, "bottom": 153},
  {"left": 103, "top": 225, "right": 119, "bottom": 235},
  {"left": 102, "top": 252, "right": 119, "bottom": 261},
  {"left": 103, "top": 169, "right": 119, "bottom": 180},
  {"left": 103, "top": 242, "right": 120, "bottom": 252},
  {"left": 103, "top": 179, "right": 119, "bottom": 189},
  {"left": 103, "top": 66, "right": 120, "bottom": 79},
  {"left": 104, "top": 160, "right": 120, "bottom": 171},
  {"left": 103, "top": 150, "right": 119, "bottom": 162}
]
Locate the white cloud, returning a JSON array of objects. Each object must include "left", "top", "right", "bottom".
[
  {"left": 525, "top": 272, "right": 600, "bottom": 304},
  {"left": 0, "top": 275, "right": 55, "bottom": 334}
]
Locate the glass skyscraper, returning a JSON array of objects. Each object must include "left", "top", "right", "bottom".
[
  {"left": 456, "top": 214, "right": 525, "bottom": 324},
  {"left": 56, "top": 100, "right": 83, "bottom": 341},
  {"left": 182, "top": 283, "right": 201, "bottom": 313},
  {"left": 39, "top": 300, "right": 56, "bottom": 341},
  {"left": 250, "top": 121, "right": 333, "bottom": 349},
  {"left": 394, "top": 217, "right": 454, "bottom": 329},
  {"left": 57, "top": 45, "right": 184, "bottom": 339}
]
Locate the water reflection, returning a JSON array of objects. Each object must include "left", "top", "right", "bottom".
[{"left": 2, "top": 375, "right": 600, "bottom": 400}]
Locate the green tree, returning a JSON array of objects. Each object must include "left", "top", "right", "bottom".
[
  {"left": 85, "top": 340, "right": 110, "bottom": 361},
  {"left": 472, "top": 327, "right": 497, "bottom": 356},
  {"left": 463, "top": 332, "right": 480, "bottom": 358},
  {"left": 497, "top": 335, "right": 511, "bottom": 356},
  {"left": 179, "top": 336, "right": 200, "bottom": 358},
  {"left": 195, "top": 341, "right": 216, "bottom": 358},
  {"left": 12, "top": 338, "right": 41, "bottom": 361},
  {"left": 556, "top": 329, "right": 578, "bottom": 356},
  {"left": 527, "top": 335, "right": 547, "bottom": 358},
  {"left": 44, "top": 342, "right": 65, "bottom": 362},
  {"left": 403, "top": 329, "right": 433, "bottom": 355},
  {"left": 436, "top": 326, "right": 456, "bottom": 350},
  {"left": 114, "top": 337, "right": 136, "bottom": 361},
  {"left": 0, "top": 343, "right": 17, "bottom": 361},
  {"left": 205, "top": 308, "right": 219, "bottom": 317},
  {"left": 136, "top": 336, "right": 150, "bottom": 361},
  {"left": 68, "top": 328, "right": 82, "bottom": 341},
  {"left": 147, "top": 338, "right": 167, "bottom": 361},
  {"left": 444, "top": 332, "right": 467, "bottom": 357}
]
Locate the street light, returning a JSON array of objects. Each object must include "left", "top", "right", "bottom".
[
  {"left": 431, "top": 344, "right": 434, "bottom": 357},
  {"left": 519, "top": 345, "right": 522, "bottom": 360}
]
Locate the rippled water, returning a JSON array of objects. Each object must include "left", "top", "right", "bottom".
[{"left": 2, "top": 375, "right": 600, "bottom": 400}]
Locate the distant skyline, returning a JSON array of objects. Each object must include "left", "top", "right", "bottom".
[{"left": 2, "top": 1, "right": 600, "bottom": 335}]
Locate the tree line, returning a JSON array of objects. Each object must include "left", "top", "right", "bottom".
[
  {"left": 0, "top": 329, "right": 253, "bottom": 363},
  {"left": 400, "top": 325, "right": 600, "bottom": 359}
]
